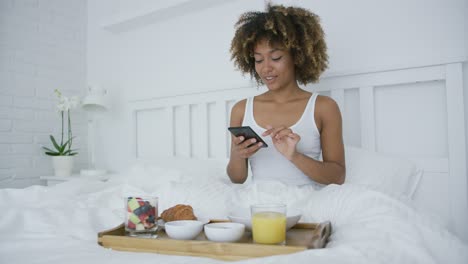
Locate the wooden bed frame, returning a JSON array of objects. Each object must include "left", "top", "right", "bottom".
[{"left": 127, "top": 63, "right": 467, "bottom": 241}]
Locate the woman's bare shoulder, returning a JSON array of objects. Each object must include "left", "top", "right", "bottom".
[
  {"left": 230, "top": 99, "right": 248, "bottom": 126},
  {"left": 315, "top": 95, "right": 342, "bottom": 121},
  {"left": 316, "top": 95, "right": 339, "bottom": 111},
  {"left": 232, "top": 99, "right": 247, "bottom": 113}
]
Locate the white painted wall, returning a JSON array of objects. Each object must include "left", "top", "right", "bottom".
[
  {"left": 86, "top": 0, "right": 467, "bottom": 174},
  {"left": 0, "top": 0, "right": 466, "bottom": 193},
  {"left": 464, "top": 0, "right": 468, "bottom": 184},
  {"left": 0, "top": 0, "right": 88, "bottom": 188}
]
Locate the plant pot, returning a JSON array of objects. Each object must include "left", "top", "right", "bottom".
[{"left": 52, "top": 156, "right": 74, "bottom": 177}]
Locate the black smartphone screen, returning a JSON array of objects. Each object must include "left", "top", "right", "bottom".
[{"left": 228, "top": 126, "right": 268, "bottom": 148}]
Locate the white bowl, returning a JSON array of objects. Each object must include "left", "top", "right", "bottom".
[
  {"left": 204, "top": 222, "right": 245, "bottom": 242},
  {"left": 228, "top": 208, "right": 302, "bottom": 231},
  {"left": 164, "top": 220, "right": 204, "bottom": 240},
  {"left": 158, "top": 218, "right": 209, "bottom": 230}
]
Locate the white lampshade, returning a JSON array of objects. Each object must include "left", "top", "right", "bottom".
[
  {"left": 82, "top": 85, "right": 108, "bottom": 112},
  {"left": 81, "top": 84, "right": 108, "bottom": 177}
]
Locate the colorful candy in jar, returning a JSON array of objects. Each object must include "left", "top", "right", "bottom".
[{"left": 126, "top": 197, "right": 157, "bottom": 231}]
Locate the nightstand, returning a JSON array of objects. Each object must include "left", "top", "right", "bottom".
[{"left": 40, "top": 174, "right": 110, "bottom": 186}]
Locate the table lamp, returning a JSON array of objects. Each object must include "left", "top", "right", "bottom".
[{"left": 81, "top": 85, "right": 108, "bottom": 176}]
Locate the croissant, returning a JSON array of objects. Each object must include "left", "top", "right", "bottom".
[{"left": 161, "top": 204, "right": 197, "bottom": 222}]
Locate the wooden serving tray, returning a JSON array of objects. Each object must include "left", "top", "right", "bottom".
[{"left": 98, "top": 220, "right": 332, "bottom": 261}]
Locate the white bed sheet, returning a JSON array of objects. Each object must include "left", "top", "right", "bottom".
[{"left": 0, "top": 167, "right": 467, "bottom": 264}]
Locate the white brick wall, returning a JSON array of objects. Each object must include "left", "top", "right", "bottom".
[{"left": 0, "top": 0, "right": 88, "bottom": 188}]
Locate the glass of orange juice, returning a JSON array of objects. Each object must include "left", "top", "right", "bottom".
[{"left": 251, "top": 203, "right": 287, "bottom": 245}]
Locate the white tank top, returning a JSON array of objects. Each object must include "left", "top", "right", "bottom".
[{"left": 242, "top": 93, "right": 324, "bottom": 187}]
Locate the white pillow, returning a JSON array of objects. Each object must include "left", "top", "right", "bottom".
[
  {"left": 136, "top": 157, "right": 229, "bottom": 183},
  {"left": 344, "top": 146, "right": 423, "bottom": 199}
]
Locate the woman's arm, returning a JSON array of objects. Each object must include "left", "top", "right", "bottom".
[
  {"left": 263, "top": 96, "right": 345, "bottom": 185},
  {"left": 226, "top": 100, "right": 263, "bottom": 183},
  {"left": 292, "top": 96, "right": 345, "bottom": 184}
]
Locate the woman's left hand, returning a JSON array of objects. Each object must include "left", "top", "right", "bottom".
[{"left": 262, "top": 126, "right": 301, "bottom": 160}]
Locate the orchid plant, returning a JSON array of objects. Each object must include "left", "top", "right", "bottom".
[{"left": 43, "top": 89, "right": 80, "bottom": 156}]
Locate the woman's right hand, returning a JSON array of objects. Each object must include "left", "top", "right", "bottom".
[{"left": 231, "top": 136, "right": 264, "bottom": 159}]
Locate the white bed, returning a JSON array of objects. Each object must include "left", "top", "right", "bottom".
[{"left": 1, "top": 63, "right": 467, "bottom": 263}]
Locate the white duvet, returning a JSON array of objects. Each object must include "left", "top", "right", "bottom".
[{"left": 0, "top": 166, "right": 467, "bottom": 264}]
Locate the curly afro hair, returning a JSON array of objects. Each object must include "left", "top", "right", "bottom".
[{"left": 230, "top": 4, "right": 328, "bottom": 85}]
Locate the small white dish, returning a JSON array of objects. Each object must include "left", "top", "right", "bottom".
[
  {"left": 204, "top": 222, "right": 245, "bottom": 242},
  {"left": 158, "top": 218, "right": 209, "bottom": 230},
  {"left": 164, "top": 220, "right": 204, "bottom": 240},
  {"left": 228, "top": 208, "right": 302, "bottom": 231}
]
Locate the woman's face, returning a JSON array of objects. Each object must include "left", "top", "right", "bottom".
[{"left": 253, "top": 39, "right": 296, "bottom": 91}]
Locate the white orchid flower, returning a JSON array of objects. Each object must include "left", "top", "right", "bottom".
[
  {"left": 46, "top": 89, "right": 79, "bottom": 156},
  {"left": 55, "top": 92, "right": 80, "bottom": 112},
  {"left": 57, "top": 97, "right": 71, "bottom": 111},
  {"left": 56, "top": 103, "right": 66, "bottom": 112}
]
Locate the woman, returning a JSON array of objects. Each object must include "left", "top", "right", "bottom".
[{"left": 227, "top": 4, "right": 345, "bottom": 187}]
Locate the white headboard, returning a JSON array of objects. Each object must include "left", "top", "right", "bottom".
[{"left": 127, "top": 63, "right": 467, "bottom": 241}]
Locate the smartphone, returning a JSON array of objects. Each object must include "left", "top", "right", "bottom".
[{"left": 228, "top": 126, "right": 268, "bottom": 148}]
